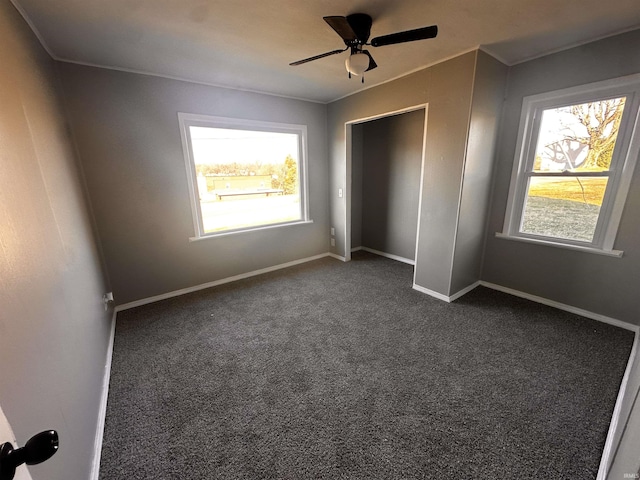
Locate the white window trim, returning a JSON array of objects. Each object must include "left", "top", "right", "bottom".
[
  {"left": 499, "top": 73, "right": 640, "bottom": 256},
  {"left": 178, "top": 113, "right": 311, "bottom": 239}
]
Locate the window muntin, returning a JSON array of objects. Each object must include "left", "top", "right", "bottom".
[
  {"left": 519, "top": 97, "right": 625, "bottom": 243},
  {"left": 179, "top": 114, "right": 309, "bottom": 238},
  {"left": 502, "top": 75, "right": 640, "bottom": 253}
]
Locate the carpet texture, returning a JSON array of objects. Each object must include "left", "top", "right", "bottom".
[{"left": 100, "top": 252, "right": 634, "bottom": 479}]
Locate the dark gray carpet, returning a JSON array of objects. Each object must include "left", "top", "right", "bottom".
[{"left": 100, "top": 251, "right": 634, "bottom": 479}]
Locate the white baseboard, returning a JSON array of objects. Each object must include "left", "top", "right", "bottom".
[
  {"left": 412, "top": 283, "right": 452, "bottom": 302},
  {"left": 327, "top": 253, "right": 347, "bottom": 262},
  {"left": 414, "top": 279, "right": 638, "bottom": 479},
  {"left": 476, "top": 283, "right": 639, "bottom": 480},
  {"left": 597, "top": 333, "right": 639, "bottom": 479},
  {"left": 480, "top": 281, "right": 638, "bottom": 332},
  {"left": 115, "top": 253, "right": 334, "bottom": 311},
  {"left": 412, "top": 279, "right": 638, "bottom": 331},
  {"left": 412, "top": 281, "right": 481, "bottom": 303},
  {"left": 449, "top": 281, "right": 481, "bottom": 302},
  {"left": 90, "top": 308, "right": 117, "bottom": 480},
  {"left": 95, "top": 258, "right": 639, "bottom": 480},
  {"left": 356, "top": 246, "right": 415, "bottom": 265}
]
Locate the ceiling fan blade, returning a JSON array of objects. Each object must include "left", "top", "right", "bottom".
[
  {"left": 289, "top": 48, "right": 347, "bottom": 66},
  {"left": 323, "top": 16, "right": 357, "bottom": 42},
  {"left": 362, "top": 50, "right": 377, "bottom": 71},
  {"left": 370, "top": 25, "right": 438, "bottom": 47}
]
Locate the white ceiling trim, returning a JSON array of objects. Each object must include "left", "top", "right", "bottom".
[
  {"left": 9, "top": 0, "right": 328, "bottom": 104},
  {"left": 495, "top": 24, "right": 640, "bottom": 67},
  {"left": 54, "top": 57, "right": 330, "bottom": 104},
  {"left": 9, "top": 0, "right": 640, "bottom": 104},
  {"left": 11, "top": 0, "right": 484, "bottom": 107},
  {"left": 9, "top": 0, "right": 54, "bottom": 57},
  {"left": 330, "top": 46, "right": 484, "bottom": 103},
  {"left": 7, "top": 0, "right": 489, "bottom": 105}
]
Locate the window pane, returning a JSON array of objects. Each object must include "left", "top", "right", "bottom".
[
  {"left": 521, "top": 176, "right": 608, "bottom": 242},
  {"left": 533, "top": 97, "right": 626, "bottom": 173},
  {"left": 189, "top": 126, "right": 302, "bottom": 233}
]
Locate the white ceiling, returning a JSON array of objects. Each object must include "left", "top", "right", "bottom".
[{"left": 11, "top": 0, "right": 640, "bottom": 103}]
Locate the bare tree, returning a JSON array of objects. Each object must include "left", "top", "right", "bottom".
[
  {"left": 538, "top": 98, "right": 625, "bottom": 171},
  {"left": 541, "top": 137, "right": 587, "bottom": 170},
  {"left": 568, "top": 99, "right": 625, "bottom": 169}
]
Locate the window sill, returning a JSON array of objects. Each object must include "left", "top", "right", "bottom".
[
  {"left": 495, "top": 232, "right": 623, "bottom": 258},
  {"left": 190, "top": 219, "right": 314, "bottom": 242}
]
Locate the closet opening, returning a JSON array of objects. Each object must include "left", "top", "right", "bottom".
[{"left": 344, "top": 105, "right": 428, "bottom": 278}]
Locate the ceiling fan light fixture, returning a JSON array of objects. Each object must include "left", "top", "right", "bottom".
[{"left": 345, "top": 52, "right": 369, "bottom": 76}]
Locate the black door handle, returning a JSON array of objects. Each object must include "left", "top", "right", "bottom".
[{"left": 0, "top": 430, "right": 58, "bottom": 480}]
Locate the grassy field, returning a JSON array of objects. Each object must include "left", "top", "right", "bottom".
[
  {"left": 521, "top": 177, "right": 607, "bottom": 241},
  {"left": 527, "top": 177, "right": 607, "bottom": 205},
  {"left": 522, "top": 196, "right": 600, "bottom": 241}
]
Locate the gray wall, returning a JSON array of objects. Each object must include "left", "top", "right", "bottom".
[
  {"left": 357, "top": 110, "right": 424, "bottom": 261},
  {"left": 4, "top": 4, "right": 638, "bottom": 476},
  {"left": 58, "top": 64, "right": 330, "bottom": 305},
  {"left": 0, "top": 2, "right": 113, "bottom": 480},
  {"left": 482, "top": 29, "right": 640, "bottom": 325},
  {"left": 328, "top": 51, "right": 493, "bottom": 296},
  {"left": 450, "top": 51, "right": 508, "bottom": 294}
]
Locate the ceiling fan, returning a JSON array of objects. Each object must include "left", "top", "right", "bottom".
[{"left": 290, "top": 14, "right": 438, "bottom": 82}]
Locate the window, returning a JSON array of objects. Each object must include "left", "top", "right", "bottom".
[
  {"left": 500, "top": 75, "right": 640, "bottom": 256},
  {"left": 178, "top": 113, "right": 310, "bottom": 238}
]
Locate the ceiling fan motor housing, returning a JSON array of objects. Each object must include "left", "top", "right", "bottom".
[{"left": 345, "top": 13, "right": 372, "bottom": 46}]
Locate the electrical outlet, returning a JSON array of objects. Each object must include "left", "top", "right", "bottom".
[
  {"left": 330, "top": 238, "right": 336, "bottom": 247},
  {"left": 338, "top": 188, "right": 343, "bottom": 198},
  {"left": 330, "top": 227, "right": 335, "bottom": 236}
]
